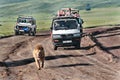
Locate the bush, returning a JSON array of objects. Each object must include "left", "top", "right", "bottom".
[{"left": 86, "top": 3, "right": 91, "bottom": 11}]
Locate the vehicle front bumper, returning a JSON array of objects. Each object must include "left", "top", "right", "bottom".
[
  {"left": 52, "top": 37, "right": 81, "bottom": 47},
  {"left": 14, "top": 27, "right": 30, "bottom": 33}
]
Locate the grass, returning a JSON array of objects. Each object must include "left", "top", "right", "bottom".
[
  {"left": 80, "top": 7, "right": 120, "bottom": 27},
  {"left": 0, "top": 7, "right": 120, "bottom": 36}
]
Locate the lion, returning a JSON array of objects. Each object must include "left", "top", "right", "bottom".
[{"left": 33, "top": 44, "right": 45, "bottom": 70}]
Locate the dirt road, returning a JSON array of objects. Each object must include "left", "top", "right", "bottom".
[{"left": 0, "top": 26, "right": 120, "bottom": 80}]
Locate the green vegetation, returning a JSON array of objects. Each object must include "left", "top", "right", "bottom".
[
  {"left": 0, "top": 0, "right": 120, "bottom": 36},
  {"left": 81, "top": 7, "right": 120, "bottom": 27}
]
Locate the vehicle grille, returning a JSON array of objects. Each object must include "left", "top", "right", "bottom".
[{"left": 61, "top": 34, "right": 73, "bottom": 38}]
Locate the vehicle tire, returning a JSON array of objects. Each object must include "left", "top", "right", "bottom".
[
  {"left": 32, "top": 32, "right": 35, "bottom": 36},
  {"left": 80, "top": 29, "right": 83, "bottom": 33},
  {"left": 54, "top": 46, "right": 57, "bottom": 50},
  {"left": 32, "top": 29, "right": 36, "bottom": 36},
  {"left": 80, "top": 25, "right": 83, "bottom": 33},
  {"left": 75, "top": 42, "right": 80, "bottom": 49},
  {"left": 29, "top": 29, "right": 35, "bottom": 36},
  {"left": 34, "top": 28, "right": 36, "bottom": 34},
  {"left": 75, "top": 44, "right": 80, "bottom": 49},
  {"left": 28, "top": 31, "right": 31, "bottom": 36},
  {"left": 15, "top": 31, "right": 19, "bottom": 35},
  {"left": 28, "top": 29, "right": 32, "bottom": 36}
]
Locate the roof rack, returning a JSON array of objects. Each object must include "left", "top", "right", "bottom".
[
  {"left": 53, "top": 16, "right": 78, "bottom": 20},
  {"left": 61, "top": 8, "right": 79, "bottom": 12},
  {"left": 56, "top": 8, "right": 80, "bottom": 18}
]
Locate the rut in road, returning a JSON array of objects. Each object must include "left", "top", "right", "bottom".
[
  {"left": 40, "top": 35, "right": 118, "bottom": 80},
  {"left": 0, "top": 26, "right": 120, "bottom": 80}
]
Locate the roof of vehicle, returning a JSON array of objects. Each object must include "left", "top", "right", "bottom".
[
  {"left": 53, "top": 16, "right": 78, "bottom": 20},
  {"left": 17, "top": 16, "right": 35, "bottom": 20}
]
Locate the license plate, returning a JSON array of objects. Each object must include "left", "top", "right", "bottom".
[
  {"left": 19, "top": 30, "right": 24, "bottom": 32},
  {"left": 63, "top": 40, "right": 72, "bottom": 43}
]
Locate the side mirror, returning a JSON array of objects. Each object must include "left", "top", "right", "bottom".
[
  {"left": 79, "top": 19, "right": 84, "bottom": 24},
  {"left": 81, "top": 19, "right": 84, "bottom": 24}
]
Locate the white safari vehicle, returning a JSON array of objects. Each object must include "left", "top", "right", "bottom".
[
  {"left": 51, "top": 16, "right": 83, "bottom": 50},
  {"left": 14, "top": 16, "right": 37, "bottom": 36}
]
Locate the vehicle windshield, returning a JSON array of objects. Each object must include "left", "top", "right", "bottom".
[
  {"left": 53, "top": 19, "right": 78, "bottom": 30},
  {"left": 17, "top": 18, "right": 32, "bottom": 23}
]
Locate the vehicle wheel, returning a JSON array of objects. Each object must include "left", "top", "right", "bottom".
[
  {"left": 54, "top": 46, "right": 57, "bottom": 50},
  {"left": 80, "top": 29, "right": 83, "bottom": 33},
  {"left": 80, "top": 25, "right": 83, "bottom": 33},
  {"left": 34, "top": 28, "right": 36, "bottom": 34},
  {"left": 75, "top": 42, "right": 80, "bottom": 49},
  {"left": 28, "top": 32, "right": 31, "bottom": 36},
  {"left": 28, "top": 29, "right": 32, "bottom": 36},
  {"left": 32, "top": 32, "right": 35, "bottom": 36},
  {"left": 29, "top": 29, "right": 35, "bottom": 36},
  {"left": 75, "top": 44, "right": 80, "bottom": 49},
  {"left": 15, "top": 31, "right": 19, "bottom": 35},
  {"left": 32, "top": 31, "right": 35, "bottom": 36}
]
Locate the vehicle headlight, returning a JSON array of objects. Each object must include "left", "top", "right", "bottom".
[
  {"left": 16, "top": 26, "right": 19, "bottom": 29},
  {"left": 53, "top": 34, "right": 61, "bottom": 38},
  {"left": 73, "top": 33, "right": 80, "bottom": 37}
]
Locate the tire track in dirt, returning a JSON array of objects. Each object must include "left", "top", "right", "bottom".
[
  {"left": 0, "top": 36, "right": 34, "bottom": 79},
  {"left": 0, "top": 34, "right": 45, "bottom": 77},
  {"left": 40, "top": 26, "right": 120, "bottom": 80},
  {"left": 4, "top": 36, "right": 49, "bottom": 80},
  {"left": 42, "top": 36, "right": 116, "bottom": 80},
  {"left": 0, "top": 26, "right": 120, "bottom": 80},
  {"left": 2, "top": 36, "right": 35, "bottom": 80}
]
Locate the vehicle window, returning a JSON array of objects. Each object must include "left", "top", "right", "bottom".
[
  {"left": 66, "top": 20, "right": 77, "bottom": 29},
  {"left": 53, "top": 20, "right": 77, "bottom": 30},
  {"left": 18, "top": 18, "right": 32, "bottom": 24}
]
